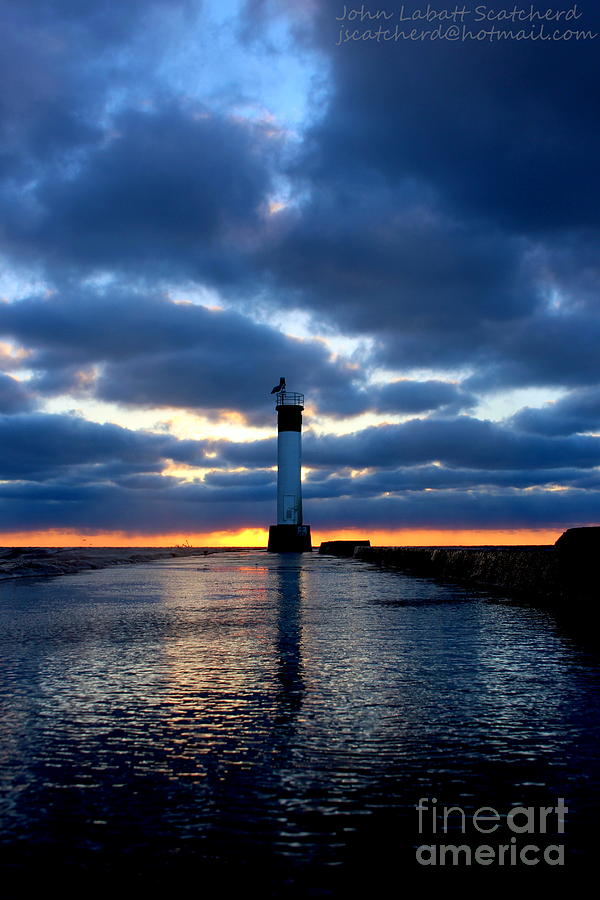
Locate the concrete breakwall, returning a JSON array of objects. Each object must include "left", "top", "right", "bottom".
[
  {"left": 349, "top": 530, "right": 599, "bottom": 603},
  {"left": 319, "top": 540, "right": 370, "bottom": 557},
  {"left": 352, "top": 547, "right": 560, "bottom": 600}
]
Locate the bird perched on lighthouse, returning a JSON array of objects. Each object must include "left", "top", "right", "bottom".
[{"left": 271, "top": 377, "right": 286, "bottom": 394}]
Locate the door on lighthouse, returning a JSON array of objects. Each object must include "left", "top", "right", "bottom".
[{"left": 283, "top": 495, "right": 296, "bottom": 521}]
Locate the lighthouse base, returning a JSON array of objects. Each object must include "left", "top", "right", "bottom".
[{"left": 267, "top": 524, "right": 312, "bottom": 553}]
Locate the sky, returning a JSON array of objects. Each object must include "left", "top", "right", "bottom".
[{"left": 1, "top": 0, "right": 600, "bottom": 547}]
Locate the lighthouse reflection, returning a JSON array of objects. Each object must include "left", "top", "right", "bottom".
[{"left": 273, "top": 556, "right": 305, "bottom": 727}]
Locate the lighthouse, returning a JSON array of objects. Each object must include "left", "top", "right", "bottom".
[{"left": 267, "top": 379, "right": 312, "bottom": 552}]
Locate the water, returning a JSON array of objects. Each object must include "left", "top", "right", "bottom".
[{"left": 1, "top": 551, "right": 599, "bottom": 890}]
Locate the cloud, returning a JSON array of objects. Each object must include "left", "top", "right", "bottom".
[
  {"left": 2, "top": 476, "right": 599, "bottom": 534},
  {"left": 370, "top": 380, "right": 475, "bottom": 415},
  {"left": 511, "top": 386, "right": 600, "bottom": 436},
  {"left": 305, "top": 489, "right": 600, "bottom": 532},
  {"left": 307, "top": 1, "right": 600, "bottom": 233},
  {"left": 2, "top": 409, "right": 600, "bottom": 535},
  {"left": 302, "top": 465, "right": 597, "bottom": 498},
  {"left": 298, "top": 417, "right": 600, "bottom": 472},
  {"left": 3, "top": 0, "right": 599, "bottom": 401},
  {"left": 243, "top": 0, "right": 600, "bottom": 394},
  {"left": 0, "top": 288, "right": 364, "bottom": 420},
  {"left": 208, "top": 415, "right": 600, "bottom": 473},
  {"left": 0, "top": 479, "right": 273, "bottom": 533},
  {"left": 259, "top": 191, "right": 537, "bottom": 371},
  {"left": 0, "top": 374, "right": 35, "bottom": 413},
  {"left": 0, "top": 0, "right": 194, "bottom": 179},
  {"left": 1, "top": 1, "right": 600, "bottom": 538},
  {"left": 203, "top": 468, "right": 276, "bottom": 488},
  {"left": 464, "top": 309, "right": 600, "bottom": 392},
  {"left": 0, "top": 412, "right": 205, "bottom": 481},
  {"left": 3, "top": 104, "right": 276, "bottom": 281}
]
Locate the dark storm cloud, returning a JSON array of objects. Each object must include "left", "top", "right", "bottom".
[
  {"left": 28, "top": 366, "right": 95, "bottom": 398},
  {"left": 210, "top": 416, "right": 600, "bottom": 472},
  {"left": 0, "top": 0, "right": 192, "bottom": 178},
  {"left": 302, "top": 465, "right": 595, "bottom": 499},
  {"left": 0, "top": 289, "right": 362, "bottom": 420},
  {"left": 512, "top": 386, "right": 600, "bottom": 436},
  {"left": 0, "top": 0, "right": 278, "bottom": 288},
  {"left": 307, "top": 1, "right": 600, "bottom": 233},
  {"left": 464, "top": 309, "right": 600, "bottom": 392},
  {"left": 0, "top": 412, "right": 206, "bottom": 482},
  {"left": 300, "top": 417, "right": 600, "bottom": 472},
  {"left": 261, "top": 186, "right": 542, "bottom": 378},
  {"left": 3, "top": 105, "right": 275, "bottom": 280},
  {"left": 0, "top": 374, "right": 35, "bottom": 413},
  {"left": 1, "top": 281, "right": 478, "bottom": 418},
  {"left": 0, "top": 480, "right": 273, "bottom": 533},
  {"left": 0, "top": 0, "right": 284, "bottom": 347},
  {"left": 59, "top": 461, "right": 167, "bottom": 485},
  {"left": 261, "top": 192, "right": 535, "bottom": 354},
  {"left": 2, "top": 0, "right": 597, "bottom": 402},
  {"left": 2, "top": 476, "right": 599, "bottom": 533},
  {"left": 0, "top": 2, "right": 96, "bottom": 178},
  {"left": 209, "top": 437, "right": 275, "bottom": 469},
  {"left": 2, "top": 409, "right": 600, "bottom": 534},
  {"left": 542, "top": 233, "right": 600, "bottom": 314},
  {"left": 248, "top": 0, "right": 600, "bottom": 394},
  {"left": 305, "top": 489, "right": 600, "bottom": 532},
  {"left": 203, "top": 469, "right": 276, "bottom": 488},
  {"left": 259, "top": 193, "right": 593, "bottom": 392},
  {"left": 314, "top": 376, "right": 476, "bottom": 418},
  {"left": 371, "top": 379, "right": 475, "bottom": 415}
]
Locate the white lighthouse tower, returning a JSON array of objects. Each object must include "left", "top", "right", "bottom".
[{"left": 267, "top": 378, "right": 312, "bottom": 552}]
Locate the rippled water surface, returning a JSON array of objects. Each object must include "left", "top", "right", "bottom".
[{"left": 1, "top": 551, "right": 599, "bottom": 890}]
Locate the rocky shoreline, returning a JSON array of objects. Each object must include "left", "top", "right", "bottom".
[{"left": 0, "top": 547, "right": 225, "bottom": 581}]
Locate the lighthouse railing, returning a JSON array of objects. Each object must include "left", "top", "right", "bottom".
[{"left": 275, "top": 391, "right": 304, "bottom": 408}]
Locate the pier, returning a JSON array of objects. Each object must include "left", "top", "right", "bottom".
[{"left": 321, "top": 527, "right": 599, "bottom": 606}]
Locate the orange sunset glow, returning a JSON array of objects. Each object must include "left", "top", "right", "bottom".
[{"left": 0, "top": 527, "right": 561, "bottom": 548}]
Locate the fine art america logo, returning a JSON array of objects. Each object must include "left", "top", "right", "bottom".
[{"left": 415, "top": 797, "right": 567, "bottom": 866}]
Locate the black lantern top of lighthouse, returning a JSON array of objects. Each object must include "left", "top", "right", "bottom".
[{"left": 270, "top": 377, "right": 304, "bottom": 411}]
